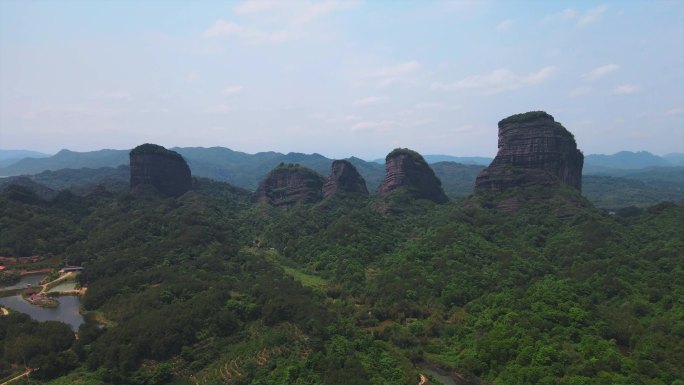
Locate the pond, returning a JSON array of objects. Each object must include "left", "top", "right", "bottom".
[
  {"left": 0, "top": 274, "right": 45, "bottom": 290},
  {"left": 0, "top": 294, "right": 84, "bottom": 331}
]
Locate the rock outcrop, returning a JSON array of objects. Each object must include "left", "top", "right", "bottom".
[
  {"left": 376, "top": 148, "right": 448, "bottom": 203},
  {"left": 323, "top": 160, "right": 369, "bottom": 198},
  {"left": 253, "top": 164, "right": 325, "bottom": 207},
  {"left": 130, "top": 143, "right": 192, "bottom": 197},
  {"left": 475, "top": 111, "right": 583, "bottom": 193}
]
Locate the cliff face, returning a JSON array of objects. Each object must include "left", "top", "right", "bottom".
[
  {"left": 253, "top": 164, "right": 325, "bottom": 207},
  {"left": 129, "top": 144, "right": 192, "bottom": 197},
  {"left": 323, "top": 160, "right": 369, "bottom": 198},
  {"left": 377, "top": 148, "right": 448, "bottom": 203},
  {"left": 475, "top": 111, "right": 583, "bottom": 193}
]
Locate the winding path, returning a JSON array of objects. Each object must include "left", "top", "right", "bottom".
[
  {"left": 0, "top": 369, "right": 33, "bottom": 385},
  {"left": 38, "top": 272, "right": 75, "bottom": 295}
]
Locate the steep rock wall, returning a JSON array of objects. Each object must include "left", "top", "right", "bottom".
[
  {"left": 377, "top": 148, "right": 448, "bottom": 203},
  {"left": 130, "top": 144, "right": 192, "bottom": 197},
  {"left": 475, "top": 112, "right": 583, "bottom": 193},
  {"left": 323, "top": 160, "right": 369, "bottom": 198}
]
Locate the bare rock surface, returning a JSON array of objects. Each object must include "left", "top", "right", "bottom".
[
  {"left": 475, "top": 111, "right": 583, "bottom": 193},
  {"left": 377, "top": 148, "right": 448, "bottom": 203},
  {"left": 130, "top": 144, "right": 191, "bottom": 197},
  {"left": 323, "top": 160, "right": 369, "bottom": 198},
  {"left": 254, "top": 164, "right": 325, "bottom": 207}
]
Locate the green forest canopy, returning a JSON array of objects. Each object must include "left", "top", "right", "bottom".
[{"left": 0, "top": 180, "right": 682, "bottom": 385}]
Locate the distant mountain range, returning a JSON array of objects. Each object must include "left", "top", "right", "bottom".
[
  {"left": 1, "top": 148, "right": 683, "bottom": 208},
  {"left": 0, "top": 149, "right": 50, "bottom": 168},
  {"left": 371, "top": 155, "right": 493, "bottom": 165},
  {"left": 0, "top": 147, "right": 482, "bottom": 194},
  {"left": 3, "top": 148, "right": 681, "bottom": 176},
  {"left": 583, "top": 151, "right": 684, "bottom": 172}
]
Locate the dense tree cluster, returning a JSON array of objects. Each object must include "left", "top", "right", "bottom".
[{"left": 0, "top": 180, "right": 682, "bottom": 384}]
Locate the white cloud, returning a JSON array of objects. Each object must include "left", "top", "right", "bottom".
[
  {"left": 432, "top": 66, "right": 557, "bottom": 95},
  {"left": 378, "top": 61, "right": 419, "bottom": 77},
  {"left": 570, "top": 86, "right": 592, "bottom": 97},
  {"left": 37, "top": 104, "right": 123, "bottom": 119},
  {"left": 320, "top": 114, "right": 360, "bottom": 124},
  {"left": 235, "top": 0, "right": 278, "bottom": 15},
  {"left": 613, "top": 84, "right": 639, "bottom": 94},
  {"left": 496, "top": 19, "right": 513, "bottom": 31},
  {"left": 411, "top": 101, "right": 460, "bottom": 110},
  {"left": 560, "top": 8, "right": 578, "bottom": 20},
  {"left": 582, "top": 64, "right": 620, "bottom": 81},
  {"left": 543, "top": 8, "right": 577, "bottom": 23},
  {"left": 236, "top": 0, "right": 357, "bottom": 22},
  {"left": 204, "top": 104, "right": 233, "bottom": 114},
  {"left": 221, "top": 86, "right": 243, "bottom": 96},
  {"left": 410, "top": 118, "right": 433, "bottom": 127},
  {"left": 665, "top": 107, "right": 684, "bottom": 116},
  {"left": 451, "top": 124, "right": 476, "bottom": 133},
  {"left": 295, "top": 0, "right": 357, "bottom": 24},
  {"left": 366, "top": 61, "right": 420, "bottom": 87},
  {"left": 203, "top": 20, "right": 298, "bottom": 43},
  {"left": 92, "top": 90, "right": 131, "bottom": 101},
  {"left": 543, "top": 6, "right": 606, "bottom": 27},
  {"left": 350, "top": 120, "right": 394, "bottom": 132},
  {"left": 204, "top": 20, "right": 241, "bottom": 38},
  {"left": 205, "top": 1, "right": 358, "bottom": 43},
  {"left": 577, "top": 5, "right": 607, "bottom": 27},
  {"left": 413, "top": 102, "right": 443, "bottom": 109},
  {"left": 352, "top": 96, "right": 386, "bottom": 106},
  {"left": 187, "top": 71, "right": 199, "bottom": 82}
]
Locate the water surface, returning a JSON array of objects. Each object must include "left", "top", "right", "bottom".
[
  {"left": 0, "top": 294, "right": 84, "bottom": 331},
  {"left": 0, "top": 274, "right": 45, "bottom": 290}
]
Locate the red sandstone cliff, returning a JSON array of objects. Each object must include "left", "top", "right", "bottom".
[
  {"left": 475, "top": 112, "right": 583, "bottom": 193},
  {"left": 129, "top": 144, "right": 192, "bottom": 197},
  {"left": 323, "top": 160, "right": 369, "bottom": 198},
  {"left": 377, "top": 148, "right": 448, "bottom": 203},
  {"left": 253, "top": 164, "right": 325, "bottom": 207}
]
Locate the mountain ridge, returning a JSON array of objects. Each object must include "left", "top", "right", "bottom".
[{"left": 3, "top": 147, "right": 684, "bottom": 178}]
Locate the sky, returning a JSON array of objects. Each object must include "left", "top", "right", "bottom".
[{"left": 0, "top": 0, "right": 683, "bottom": 159}]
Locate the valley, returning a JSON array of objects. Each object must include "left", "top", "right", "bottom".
[{"left": 0, "top": 112, "right": 681, "bottom": 384}]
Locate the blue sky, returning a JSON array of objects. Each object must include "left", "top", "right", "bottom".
[{"left": 1, "top": 0, "right": 682, "bottom": 159}]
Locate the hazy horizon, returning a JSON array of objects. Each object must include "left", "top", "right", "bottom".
[
  {"left": 1, "top": 0, "right": 683, "bottom": 159},
  {"left": 2, "top": 145, "right": 683, "bottom": 163}
]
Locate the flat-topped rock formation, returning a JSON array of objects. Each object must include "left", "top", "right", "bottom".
[
  {"left": 475, "top": 111, "right": 583, "bottom": 193},
  {"left": 376, "top": 148, "right": 448, "bottom": 203},
  {"left": 253, "top": 164, "right": 325, "bottom": 207},
  {"left": 323, "top": 160, "right": 369, "bottom": 198},
  {"left": 129, "top": 144, "right": 192, "bottom": 197}
]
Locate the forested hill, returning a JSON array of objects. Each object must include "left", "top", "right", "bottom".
[
  {"left": 0, "top": 179, "right": 682, "bottom": 384},
  {"left": 4, "top": 163, "right": 684, "bottom": 210}
]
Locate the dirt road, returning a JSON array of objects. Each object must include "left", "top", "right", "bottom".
[{"left": 0, "top": 369, "right": 33, "bottom": 385}]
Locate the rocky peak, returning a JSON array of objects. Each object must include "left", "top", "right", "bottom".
[
  {"left": 129, "top": 143, "right": 192, "bottom": 197},
  {"left": 376, "top": 148, "right": 448, "bottom": 203},
  {"left": 475, "top": 111, "right": 583, "bottom": 193},
  {"left": 323, "top": 160, "right": 369, "bottom": 198},
  {"left": 253, "top": 163, "right": 325, "bottom": 207}
]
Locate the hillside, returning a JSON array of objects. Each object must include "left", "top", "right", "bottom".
[
  {"left": 4, "top": 163, "right": 684, "bottom": 210},
  {"left": 2, "top": 144, "right": 684, "bottom": 211},
  {"left": 0, "top": 178, "right": 682, "bottom": 384},
  {"left": 585, "top": 151, "right": 671, "bottom": 169}
]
